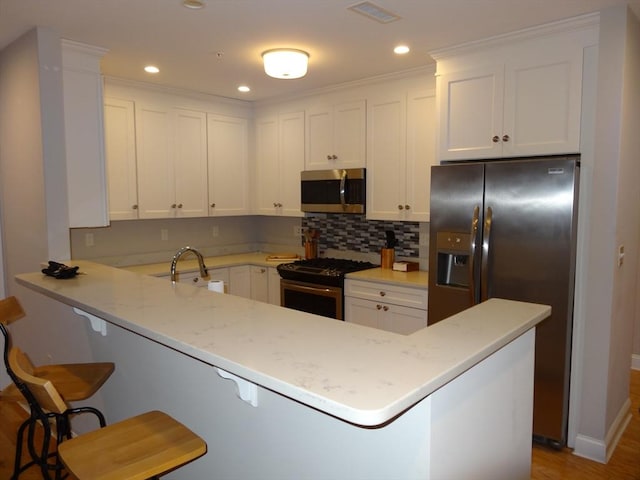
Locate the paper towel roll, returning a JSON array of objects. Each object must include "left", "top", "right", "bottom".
[{"left": 208, "top": 280, "right": 225, "bottom": 293}]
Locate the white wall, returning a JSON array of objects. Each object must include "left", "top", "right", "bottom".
[
  {"left": 573, "top": 5, "right": 640, "bottom": 461},
  {"left": 0, "top": 28, "right": 108, "bottom": 417}
]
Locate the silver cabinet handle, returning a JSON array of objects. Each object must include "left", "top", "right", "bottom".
[
  {"left": 481, "top": 206, "right": 493, "bottom": 302},
  {"left": 469, "top": 205, "right": 480, "bottom": 305}
]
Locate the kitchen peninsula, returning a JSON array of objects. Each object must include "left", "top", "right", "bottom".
[{"left": 16, "top": 261, "right": 549, "bottom": 480}]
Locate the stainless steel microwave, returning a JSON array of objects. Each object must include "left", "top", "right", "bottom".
[{"left": 301, "top": 168, "right": 366, "bottom": 214}]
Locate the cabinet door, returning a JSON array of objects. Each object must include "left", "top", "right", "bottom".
[
  {"left": 406, "top": 90, "right": 436, "bottom": 222},
  {"left": 250, "top": 266, "right": 269, "bottom": 303},
  {"left": 255, "top": 116, "right": 280, "bottom": 215},
  {"left": 305, "top": 107, "right": 333, "bottom": 170},
  {"left": 207, "top": 114, "right": 249, "bottom": 216},
  {"left": 229, "top": 265, "right": 251, "bottom": 298},
  {"left": 333, "top": 100, "right": 366, "bottom": 169},
  {"left": 173, "top": 109, "right": 208, "bottom": 218},
  {"left": 379, "top": 304, "right": 428, "bottom": 335},
  {"left": 502, "top": 46, "right": 583, "bottom": 157},
  {"left": 438, "top": 66, "right": 504, "bottom": 161},
  {"left": 366, "top": 94, "right": 406, "bottom": 220},
  {"left": 278, "top": 111, "right": 305, "bottom": 217},
  {"left": 104, "top": 98, "right": 138, "bottom": 220},
  {"left": 267, "top": 267, "right": 281, "bottom": 306},
  {"left": 344, "top": 297, "right": 380, "bottom": 329},
  {"left": 135, "top": 104, "right": 175, "bottom": 218}
]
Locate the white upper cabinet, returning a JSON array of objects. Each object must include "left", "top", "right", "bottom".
[
  {"left": 367, "top": 89, "right": 436, "bottom": 222},
  {"left": 255, "top": 112, "right": 304, "bottom": 216},
  {"left": 61, "top": 40, "right": 109, "bottom": 227},
  {"left": 305, "top": 100, "right": 366, "bottom": 170},
  {"left": 104, "top": 98, "right": 138, "bottom": 220},
  {"left": 433, "top": 17, "right": 597, "bottom": 161},
  {"left": 135, "top": 105, "right": 208, "bottom": 218},
  {"left": 207, "top": 114, "right": 249, "bottom": 216}
]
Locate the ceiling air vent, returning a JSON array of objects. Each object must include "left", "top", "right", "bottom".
[{"left": 348, "top": 2, "right": 401, "bottom": 24}]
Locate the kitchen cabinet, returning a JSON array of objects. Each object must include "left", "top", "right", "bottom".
[
  {"left": 250, "top": 266, "right": 269, "bottom": 302},
  {"left": 229, "top": 265, "right": 251, "bottom": 298},
  {"left": 104, "top": 98, "right": 139, "bottom": 220},
  {"left": 344, "top": 279, "right": 428, "bottom": 335},
  {"left": 268, "top": 267, "right": 281, "bottom": 306},
  {"left": 305, "top": 100, "right": 366, "bottom": 170},
  {"left": 434, "top": 30, "right": 589, "bottom": 161},
  {"left": 366, "top": 89, "right": 436, "bottom": 221},
  {"left": 255, "top": 112, "right": 304, "bottom": 216},
  {"left": 207, "top": 114, "right": 250, "bottom": 216},
  {"left": 135, "top": 105, "right": 208, "bottom": 218},
  {"left": 61, "top": 40, "right": 109, "bottom": 227}
]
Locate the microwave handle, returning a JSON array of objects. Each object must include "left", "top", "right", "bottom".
[{"left": 339, "top": 169, "right": 347, "bottom": 209}]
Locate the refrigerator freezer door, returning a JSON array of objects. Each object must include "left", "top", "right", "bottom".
[
  {"left": 428, "top": 163, "right": 484, "bottom": 324},
  {"left": 484, "top": 157, "right": 579, "bottom": 445}
]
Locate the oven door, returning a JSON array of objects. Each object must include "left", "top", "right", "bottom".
[{"left": 280, "top": 279, "right": 343, "bottom": 320}]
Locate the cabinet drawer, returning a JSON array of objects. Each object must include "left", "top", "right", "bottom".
[{"left": 344, "top": 279, "right": 427, "bottom": 310}]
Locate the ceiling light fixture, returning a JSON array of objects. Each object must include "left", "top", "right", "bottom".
[
  {"left": 238, "top": 85, "right": 251, "bottom": 93},
  {"left": 394, "top": 45, "right": 410, "bottom": 55},
  {"left": 262, "top": 49, "right": 309, "bottom": 79},
  {"left": 144, "top": 65, "right": 160, "bottom": 74}
]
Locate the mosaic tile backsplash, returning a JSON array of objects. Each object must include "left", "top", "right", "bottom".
[{"left": 302, "top": 214, "right": 420, "bottom": 257}]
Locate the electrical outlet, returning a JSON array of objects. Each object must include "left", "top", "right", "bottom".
[
  {"left": 85, "top": 233, "right": 94, "bottom": 247},
  {"left": 293, "top": 226, "right": 304, "bottom": 237},
  {"left": 212, "top": 226, "right": 219, "bottom": 237},
  {"left": 161, "top": 229, "right": 169, "bottom": 241}
]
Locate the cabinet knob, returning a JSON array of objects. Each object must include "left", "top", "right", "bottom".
[
  {"left": 192, "top": 277, "right": 199, "bottom": 283},
  {"left": 502, "top": 134, "right": 510, "bottom": 142},
  {"left": 171, "top": 204, "right": 177, "bottom": 209},
  {"left": 210, "top": 203, "right": 216, "bottom": 208},
  {"left": 132, "top": 204, "right": 138, "bottom": 210},
  {"left": 331, "top": 154, "right": 338, "bottom": 160},
  {"left": 376, "top": 304, "right": 382, "bottom": 310},
  {"left": 383, "top": 306, "right": 389, "bottom": 312},
  {"left": 327, "top": 155, "right": 332, "bottom": 160},
  {"left": 492, "top": 135, "right": 500, "bottom": 143},
  {"left": 278, "top": 203, "right": 283, "bottom": 208},
  {"left": 273, "top": 202, "right": 278, "bottom": 207},
  {"left": 398, "top": 205, "right": 404, "bottom": 210},
  {"left": 261, "top": 268, "right": 266, "bottom": 273},
  {"left": 177, "top": 203, "right": 183, "bottom": 208},
  {"left": 405, "top": 204, "right": 410, "bottom": 210},
  {"left": 379, "top": 291, "right": 386, "bottom": 297}
]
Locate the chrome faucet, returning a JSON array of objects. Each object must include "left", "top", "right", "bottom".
[{"left": 170, "top": 246, "right": 208, "bottom": 283}]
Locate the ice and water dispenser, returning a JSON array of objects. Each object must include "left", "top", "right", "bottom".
[{"left": 435, "top": 232, "right": 472, "bottom": 288}]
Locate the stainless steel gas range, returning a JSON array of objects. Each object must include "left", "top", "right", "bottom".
[{"left": 277, "top": 258, "right": 377, "bottom": 320}]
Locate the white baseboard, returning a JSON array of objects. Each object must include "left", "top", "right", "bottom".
[
  {"left": 573, "top": 398, "right": 631, "bottom": 463},
  {"left": 631, "top": 354, "right": 640, "bottom": 370}
]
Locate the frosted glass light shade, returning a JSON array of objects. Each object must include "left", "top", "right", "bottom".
[{"left": 262, "top": 49, "right": 309, "bottom": 79}]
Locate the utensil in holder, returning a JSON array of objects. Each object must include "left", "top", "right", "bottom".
[
  {"left": 304, "top": 241, "right": 318, "bottom": 260},
  {"left": 381, "top": 248, "right": 395, "bottom": 269}
]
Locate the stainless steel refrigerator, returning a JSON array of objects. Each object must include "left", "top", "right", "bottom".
[{"left": 428, "top": 155, "right": 579, "bottom": 447}]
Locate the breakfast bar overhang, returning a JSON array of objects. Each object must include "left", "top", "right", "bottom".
[{"left": 15, "top": 261, "right": 549, "bottom": 479}]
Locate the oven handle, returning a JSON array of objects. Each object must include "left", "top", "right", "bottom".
[
  {"left": 282, "top": 281, "right": 341, "bottom": 296},
  {"left": 339, "top": 169, "right": 347, "bottom": 210}
]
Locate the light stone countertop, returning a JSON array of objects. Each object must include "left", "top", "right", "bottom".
[
  {"left": 16, "top": 260, "right": 549, "bottom": 427},
  {"left": 346, "top": 267, "right": 428, "bottom": 289}
]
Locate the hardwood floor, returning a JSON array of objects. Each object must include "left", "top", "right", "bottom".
[{"left": 1, "top": 371, "right": 639, "bottom": 479}]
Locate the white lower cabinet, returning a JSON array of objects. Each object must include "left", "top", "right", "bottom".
[
  {"left": 344, "top": 279, "right": 428, "bottom": 335},
  {"left": 229, "top": 265, "right": 251, "bottom": 298},
  {"left": 268, "top": 267, "right": 281, "bottom": 306}
]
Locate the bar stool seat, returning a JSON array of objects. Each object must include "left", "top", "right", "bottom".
[
  {"left": 58, "top": 410, "right": 207, "bottom": 480},
  {"left": 0, "top": 361, "right": 114, "bottom": 402}
]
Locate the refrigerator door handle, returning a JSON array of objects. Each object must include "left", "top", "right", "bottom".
[
  {"left": 481, "top": 206, "right": 493, "bottom": 302},
  {"left": 469, "top": 205, "right": 480, "bottom": 305}
]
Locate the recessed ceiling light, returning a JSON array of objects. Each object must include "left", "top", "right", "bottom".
[
  {"left": 183, "top": 0, "right": 205, "bottom": 9},
  {"left": 394, "top": 45, "right": 410, "bottom": 55},
  {"left": 238, "top": 85, "right": 251, "bottom": 93},
  {"left": 144, "top": 65, "right": 160, "bottom": 74}
]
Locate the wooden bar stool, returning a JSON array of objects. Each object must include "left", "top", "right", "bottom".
[
  {"left": 9, "top": 348, "right": 207, "bottom": 480},
  {"left": 1, "top": 296, "right": 114, "bottom": 479}
]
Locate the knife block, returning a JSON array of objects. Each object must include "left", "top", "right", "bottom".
[
  {"left": 381, "top": 248, "right": 395, "bottom": 269},
  {"left": 304, "top": 241, "right": 318, "bottom": 260}
]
